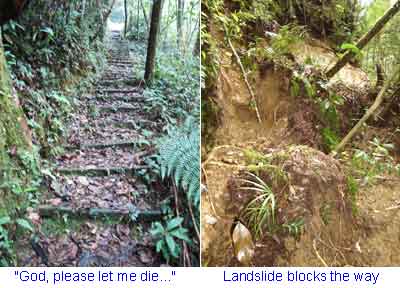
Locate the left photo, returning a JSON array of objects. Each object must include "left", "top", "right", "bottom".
[{"left": 0, "top": 0, "right": 200, "bottom": 267}]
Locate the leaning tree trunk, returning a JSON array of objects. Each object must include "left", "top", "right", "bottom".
[
  {"left": 332, "top": 67, "right": 400, "bottom": 154},
  {"left": 325, "top": 0, "right": 400, "bottom": 79},
  {"left": 144, "top": 0, "right": 163, "bottom": 84},
  {"left": 91, "top": 0, "right": 117, "bottom": 41}
]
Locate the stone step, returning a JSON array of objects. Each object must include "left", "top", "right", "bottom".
[
  {"left": 57, "top": 166, "right": 149, "bottom": 177},
  {"left": 38, "top": 205, "right": 163, "bottom": 222},
  {"left": 95, "top": 89, "right": 141, "bottom": 94},
  {"left": 64, "top": 140, "right": 137, "bottom": 150},
  {"left": 98, "top": 105, "right": 140, "bottom": 113}
]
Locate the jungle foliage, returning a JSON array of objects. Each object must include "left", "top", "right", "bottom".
[
  {"left": 0, "top": 0, "right": 110, "bottom": 265},
  {"left": 1, "top": 0, "right": 201, "bottom": 267},
  {"left": 109, "top": 0, "right": 201, "bottom": 265}
]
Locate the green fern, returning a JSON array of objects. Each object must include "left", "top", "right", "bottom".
[{"left": 158, "top": 119, "right": 200, "bottom": 208}]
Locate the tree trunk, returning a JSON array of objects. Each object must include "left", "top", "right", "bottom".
[
  {"left": 144, "top": 0, "right": 163, "bottom": 84},
  {"left": 325, "top": 0, "right": 400, "bottom": 79},
  {"left": 0, "top": 0, "right": 29, "bottom": 25},
  {"left": 80, "top": 0, "right": 87, "bottom": 29},
  {"left": 177, "top": 0, "right": 184, "bottom": 51},
  {"left": 193, "top": 24, "right": 200, "bottom": 56},
  {"left": 140, "top": 0, "right": 149, "bottom": 30},
  {"left": 124, "top": 0, "right": 128, "bottom": 37},
  {"left": 136, "top": 0, "right": 140, "bottom": 39},
  {"left": 332, "top": 67, "right": 400, "bottom": 154},
  {"left": 91, "top": 0, "right": 117, "bottom": 41}
]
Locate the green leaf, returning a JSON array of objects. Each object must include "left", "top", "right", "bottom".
[
  {"left": 16, "top": 219, "right": 34, "bottom": 232},
  {"left": 40, "top": 27, "right": 54, "bottom": 37},
  {"left": 340, "top": 43, "right": 360, "bottom": 54},
  {"left": 150, "top": 222, "right": 165, "bottom": 236},
  {"left": 156, "top": 239, "right": 165, "bottom": 253},
  {"left": 0, "top": 217, "right": 11, "bottom": 226},
  {"left": 166, "top": 217, "right": 184, "bottom": 231},
  {"left": 165, "top": 234, "right": 177, "bottom": 256},
  {"left": 170, "top": 227, "right": 191, "bottom": 243}
]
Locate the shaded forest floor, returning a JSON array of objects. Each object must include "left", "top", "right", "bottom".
[{"left": 16, "top": 32, "right": 167, "bottom": 266}]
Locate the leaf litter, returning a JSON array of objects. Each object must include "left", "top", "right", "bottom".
[{"left": 17, "top": 35, "right": 168, "bottom": 267}]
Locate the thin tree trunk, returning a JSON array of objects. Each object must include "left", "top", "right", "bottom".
[
  {"left": 140, "top": 0, "right": 149, "bottom": 29},
  {"left": 332, "top": 67, "right": 400, "bottom": 154},
  {"left": 325, "top": 0, "right": 400, "bottom": 79},
  {"left": 124, "top": 0, "right": 128, "bottom": 37},
  {"left": 80, "top": 0, "right": 87, "bottom": 29},
  {"left": 136, "top": 0, "right": 140, "bottom": 39},
  {"left": 144, "top": 0, "right": 163, "bottom": 84},
  {"left": 193, "top": 22, "right": 200, "bottom": 56},
  {"left": 91, "top": 0, "right": 117, "bottom": 41},
  {"left": 96, "top": 0, "right": 104, "bottom": 25},
  {"left": 224, "top": 24, "right": 262, "bottom": 123},
  {"left": 177, "top": 0, "right": 184, "bottom": 51}
]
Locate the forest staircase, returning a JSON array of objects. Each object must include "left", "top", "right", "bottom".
[{"left": 19, "top": 33, "right": 165, "bottom": 267}]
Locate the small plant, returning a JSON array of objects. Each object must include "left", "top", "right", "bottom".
[
  {"left": 320, "top": 202, "right": 333, "bottom": 225},
  {"left": 150, "top": 217, "right": 191, "bottom": 262},
  {"left": 282, "top": 218, "right": 304, "bottom": 239},
  {"left": 347, "top": 175, "right": 359, "bottom": 215},
  {"left": 270, "top": 25, "right": 307, "bottom": 57},
  {"left": 351, "top": 137, "right": 395, "bottom": 185},
  {"left": 240, "top": 171, "right": 276, "bottom": 240},
  {"left": 321, "top": 127, "right": 340, "bottom": 152},
  {"left": 0, "top": 217, "right": 13, "bottom": 266},
  {"left": 243, "top": 148, "right": 268, "bottom": 166},
  {"left": 0, "top": 216, "right": 34, "bottom": 266},
  {"left": 158, "top": 119, "right": 200, "bottom": 207},
  {"left": 339, "top": 43, "right": 363, "bottom": 62}
]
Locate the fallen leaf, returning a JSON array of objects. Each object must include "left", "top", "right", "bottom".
[{"left": 48, "top": 198, "right": 63, "bottom": 206}]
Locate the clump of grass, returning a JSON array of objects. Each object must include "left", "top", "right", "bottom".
[{"left": 240, "top": 171, "right": 276, "bottom": 240}]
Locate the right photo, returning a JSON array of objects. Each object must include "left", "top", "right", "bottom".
[{"left": 201, "top": 0, "right": 400, "bottom": 267}]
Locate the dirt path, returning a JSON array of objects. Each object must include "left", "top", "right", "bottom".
[{"left": 17, "top": 32, "right": 166, "bottom": 267}]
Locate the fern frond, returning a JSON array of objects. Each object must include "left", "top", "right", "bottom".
[{"left": 158, "top": 119, "right": 200, "bottom": 209}]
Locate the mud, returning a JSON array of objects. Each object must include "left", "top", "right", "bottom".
[{"left": 201, "top": 35, "right": 400, "bottom": 266}]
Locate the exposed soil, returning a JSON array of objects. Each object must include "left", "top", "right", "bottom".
[{"left": 201, "top": 38, "right": 400, "bottom": 266}]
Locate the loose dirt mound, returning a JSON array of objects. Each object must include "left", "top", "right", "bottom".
[
  {"left": 202, "top": 29, "right": 400, "bottom": 266},
  {"left": 203, "top": 145, "right": 360, "bottom": 266}
]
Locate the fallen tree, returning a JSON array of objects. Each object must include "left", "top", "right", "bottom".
[
  {"left": 332, "top": 66, "right": 400, "bottom": 154},
  {"left": 325, "top": 0, "right": 400, "bottom": 79}
]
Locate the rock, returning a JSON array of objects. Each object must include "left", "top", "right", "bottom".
[
  {"left": 205, "top": 215, "right": 218, "bottom": 225},
  {"left": 77, "top": 176, "right": 90, "bottom": 186}
]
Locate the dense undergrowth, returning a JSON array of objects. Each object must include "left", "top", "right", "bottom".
[
  {"left": 0, "top": 0, "right": 201, "bottom": 266},
  {"left": 0, "top": 1, "right": 108, "bottom": 265},
  {"left": 117, "top": 0, "right": 200, "bottom": 266},
  {"left": 141, "top": 44, "right": 200, "bottom": 265},
  {"left": 144, "top": 42, "right": 200, "bottom": 267}
]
